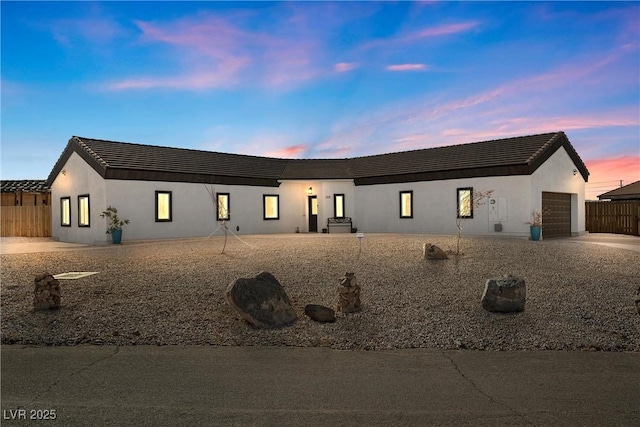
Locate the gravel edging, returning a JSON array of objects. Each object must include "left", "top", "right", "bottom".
[{"left": 1, "top": 234, "right": 639, "bottom": 351}]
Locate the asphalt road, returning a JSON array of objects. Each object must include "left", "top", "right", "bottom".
[{"left": 2, "top": 345, "right": 639, "bottom": 426}]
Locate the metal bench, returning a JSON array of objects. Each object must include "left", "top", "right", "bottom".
[{"left": 327, "top": 217, "right": 353, "bottom": 233}]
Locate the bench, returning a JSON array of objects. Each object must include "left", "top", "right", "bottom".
[{"left": 327, "top": 217, "right": 353, "bottom": 233}]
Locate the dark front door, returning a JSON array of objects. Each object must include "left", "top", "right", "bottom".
[
  {"left": 542, "top": 192, "right": 572, "bottom": 238},
  {"left": 308, "top": 196, "right": 318, "bottom": 232}
]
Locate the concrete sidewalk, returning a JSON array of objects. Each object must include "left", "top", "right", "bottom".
[{"left": 1, "top": 346, "right": 638, "bottom": 426}]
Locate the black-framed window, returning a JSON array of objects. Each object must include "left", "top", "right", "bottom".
[
  {"left": 156, "top": 191, "right": 172, "bottom": 222},
  {"left": 334, "top": 194, "right": 345, "bottom": 218},
  {"left": 78, "top": 195, "right": 90, "bottom": 227},
  {"left": 399, "top": 191, "right": 413, "bottom": 218},
  {"left": 217, "top": 193, "right": 230, "bottom": 221},
  {"left": 263, "top": 194, "right": 279, "bottom": 220},
  {"left": 457, "top": 187, "right": 473, "bottom": 218},
  {"left": 60, "top": 197, "right": 71, "bottom": 227}
]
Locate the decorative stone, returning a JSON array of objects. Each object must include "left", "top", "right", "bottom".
[
  {"left": 423, "top": 243, "right": 449, "bottom": 260},
  {"left": 481, "top": 275, "right": 526, "bottom": 313},
  {"left": 226, "top": 271, "right": 297, "bottom": 328},
  {"left": 33, "top": 273, "right": 61, "bottom": 311},
  {"left": 635, "top": 287, "right": 640, "bottom": 316},
  {"left": 337, "top": 272, "right": 361, "bottom": 313},
  {"left": 304, "top": 304, "right": 336, "bottom": 323}
]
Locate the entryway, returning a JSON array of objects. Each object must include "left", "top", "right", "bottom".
[
  {"left": 308, "top": 196, "right": 318, "bottom": 232},
  {"left": 542, "top": 192, "right": 572, "bottom": 238}
]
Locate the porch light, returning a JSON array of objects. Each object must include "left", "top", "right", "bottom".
[
  {"left": 61, "top": 169, "right": 67, "bottom": 176},
  {"left": 573, "top": 169, "right": 578, "bottom": 176},
  {"left": 307, "top": 187, "right": 313, "bottom": 195}
]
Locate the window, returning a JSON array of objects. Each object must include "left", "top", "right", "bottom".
[
  {"left": 400, "top": 191, "right": 413, "bottom": 218},
  {"left": 78, "top": 195, "right": 90, "bottom": 227},
  {"left": 263, "top": 195, "right": 279, "bottom": 220},
  {"left": 60, "top": 197, "right": 71, "bottom": 227},
  {"left": 457, "top": 187, "right": 473, "bottom": 218},
  {"left": 217, "top": 193, "right": 230, "bottom": 221},
  {"left": 334, "top": 194, "right": 345, "bottom": 218},
  {"left": 156, "top": 191, "right": 172, "bottom": 222}
]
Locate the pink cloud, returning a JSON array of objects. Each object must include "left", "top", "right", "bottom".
[
  {"left": 386, "top": 64, "right": 427, "bottom": 71},
  {"left": 266, "top": 144, "right": 308, "bottom": 158},
  {"left": 362, "top": 21, "right": 479, "bottom": 50},
  {"left": 334, "top": 62, "right": 359, "bottom": 72},
  {"left": 584, "top": 156, "right": 640, "bottom": 199}
]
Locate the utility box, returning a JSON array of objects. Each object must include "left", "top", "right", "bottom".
[{"left": 494, "top": 223, "right": 503, "bottom": 232}]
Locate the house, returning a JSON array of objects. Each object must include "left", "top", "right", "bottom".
[
  {"left": 46, "top": 131, "right": 589, "bottom": 244},
  {"left": 597, "top": 180, "right": 640, "bottom": 201},
  {"left": 1, "top": 180, "right": 50, "bottom": 206}
]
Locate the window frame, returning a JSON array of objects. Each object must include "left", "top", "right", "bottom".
[
  {"left": 216, "top": 192, "right": 230, "bottom": 221},
  {"left": 457, "top": 187, "right": 474, "bottom": 219},
  {"left": 263, "top": 194, "right": 280, "bottom": 220},
  {"left": 399, "top": 190, "right": 413, "bottom": 219},
  {"left": 334, "top": 194, "right": 345, "bottom": 218},
  {"left": 155, "top": 191, "right": 173, "bottom": 222},
  {"left": 60, "top": 197, "right": 71, "bottom": 227},
  {"left": 77, "top": 194, "right": 90, "bottom": 227}
]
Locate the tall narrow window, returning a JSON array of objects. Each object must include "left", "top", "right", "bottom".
[
  {"left": 263, "top": 195, "right": 279, "bottom": 220},
  {"left": 156, "top": 191, "right": 172, "bottom": 222},
  {"left": 400, "top": 191, "right": 413, "bottom": 218},
  {"left": 78, "top": 195, "right": 90, "bottom": 227},
  {"left": 457, "top": 188, "right": 473, "bottom": 218},
  {"left": 60, "top": 197, "right": 71, "bottom": 227},
  {"left": 217, "top": 193, "right": 230, "bottom": 221},
  {"left": 334, "top": 194, "right": 345, "bottom": 218}
]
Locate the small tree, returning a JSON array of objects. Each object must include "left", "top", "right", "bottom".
[
  {"left": 205, "top": 185, "right": 229, "bottom": 254},
  {"left": 455, "top": 189, "right": 494, "bottom": 256},
  {"left": 100, "top": 206, "right": 130, "bottom": 234}
]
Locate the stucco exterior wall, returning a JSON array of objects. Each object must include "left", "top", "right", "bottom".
[
  {"left": 354, "top": 175, "right": 533, "bottom": 236},
  {"left": 530, "top": 146, "right": 587, "bottom": 235},
  {"left": 50, "top": 152, "right": 108, "bottom": 244}
]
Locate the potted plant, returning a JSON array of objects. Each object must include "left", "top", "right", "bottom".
[
  {"left": 100, "top": 206, "right": 130, "bottom": 244},
  {"left": 526, "top": 210, "right": 545, "bottom": 241}
]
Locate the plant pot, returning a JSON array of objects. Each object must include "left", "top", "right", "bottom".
[
  {"left": 529, "top": 225, "right": 541, "bottom": 241},
  {"left": 111, "top": 229, "right": 123, "bottom": 244}
]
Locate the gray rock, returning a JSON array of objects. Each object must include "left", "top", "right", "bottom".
[
  {"left": 481, "top": 275, "right": 526, "bottom": 313},
  {"left": 635, "top": 287, "right": 640, "bottom": 316},
  {"left": 226, "top": 272, "right": 297, "bottom": 328},
  {"left": 423, "top": 243, "right": 449, "bottom": 260},
  {"left": 304, "top": 304, "right": 336, "bottom": 323}
]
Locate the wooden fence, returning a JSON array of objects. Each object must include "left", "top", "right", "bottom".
[
  {"left": 0, "top": 205, "right": 52, "bottom": 237},
  {"left": 585, "top": 200, "right": 640, "bottom": 236}
]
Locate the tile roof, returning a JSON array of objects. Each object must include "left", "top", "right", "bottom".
[
  {"left": 1, "top": 180, "right": 49, "bottom": 193},
  {"left": 597, "top": 180, "right": 640, "bottom": 200},
  {"left": 47, "top": 132, "right": 589, "bottom": 187}
]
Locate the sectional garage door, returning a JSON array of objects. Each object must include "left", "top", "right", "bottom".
[{"left": 542, "top": 192, "right": 571, "bottom": 238}]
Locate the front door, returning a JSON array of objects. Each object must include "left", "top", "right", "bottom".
[{"left": 308, "top": 196, "right": 318, "bottom": 232}]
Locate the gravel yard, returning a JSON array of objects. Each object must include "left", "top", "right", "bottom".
[{"left": 1, "top": 234, "right": 638, "bottom": 351}]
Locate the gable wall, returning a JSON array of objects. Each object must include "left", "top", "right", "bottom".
[
  {"left": 530, "top": 146, "right": 587, "bottom": 234},
  {"left": 50, "top": 152, "right": 108, "bottom": 244}
]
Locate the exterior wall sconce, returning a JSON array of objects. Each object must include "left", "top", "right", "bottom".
[
  {"left": 307, "top": 187, "right": 313, "bottom": 195},
  {"left": 61, "top": 169, "right": 67, "bottom": 176},
  {"left": 572, "top": 169, "right": 578, "bottom": 176}
]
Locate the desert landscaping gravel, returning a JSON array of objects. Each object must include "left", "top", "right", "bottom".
[{"left": 1, "top": 234, "right": 638, "bottom": 351}]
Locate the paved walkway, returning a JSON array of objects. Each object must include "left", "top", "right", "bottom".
[{"left": 1, "top": 346, "right": 638, "bottom": 426}]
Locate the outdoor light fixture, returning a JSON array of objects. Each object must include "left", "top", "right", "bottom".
[
  {"left": 307, "top": 187, "right": 313, "bottom": 195},
  {"left": 573, "top": 169, "right": 578, "bottom": 176},
  {"left": 61, "top": 169, "right": 66, "bottom": 176}
]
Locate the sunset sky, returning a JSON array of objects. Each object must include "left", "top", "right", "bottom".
[{"left": 1, "top": 1, "right": 638, "bottom": 200}]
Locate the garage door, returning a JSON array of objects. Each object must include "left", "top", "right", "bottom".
[{"left": 542, "top": 192, "right": 571, "bottom": 238}]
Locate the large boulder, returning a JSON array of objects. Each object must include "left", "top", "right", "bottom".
[
  {"left": 304, "top": 304, "right": 336, "bottom": 323},
  {"left": 423, "top": 243, "right": 449, "bottom": 260},
  {"left": 226, "top": 272, "right": 297, "bottom": 328},
  {"left": 481, "top": 275, "right": 526, "bottom": 313}
]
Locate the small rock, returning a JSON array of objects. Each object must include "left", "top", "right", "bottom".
[
  {"left": 635, "top": 287, "right": 640, "bottom": 316},
  {"left": 305, "top": 304, "right": 336, "bottom": 323},
  {"left": 226, "top": 271, "right": 298, "bottom": 328},
  {"left": 423, "top": 243, "right": 449, "bottom": 260},
  {"left": 481, "top": 275, "right": 526, "bottom": 313},
  {"left": 337, "top": 273, "right": 361, "bottom": 313}
]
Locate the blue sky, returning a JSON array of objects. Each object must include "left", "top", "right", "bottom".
[{"left": 1, "top": 1, "right": 638, "bottom": 199}]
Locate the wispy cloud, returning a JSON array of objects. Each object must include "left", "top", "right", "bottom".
[
  {"left": 265, "top": 144, "right": 309, "bottom": 158},
  {"left": 386, "top": 63, "right": 427, "bottom": 71},
  {"left": 584, "top": 155, "right": 640, "bottom": 199},
  {"left": 361, "top": 21, "right": 479, "bottom": 50},
  {"left": 334, "top": 62, "right": 359, "bottom": 72}
]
